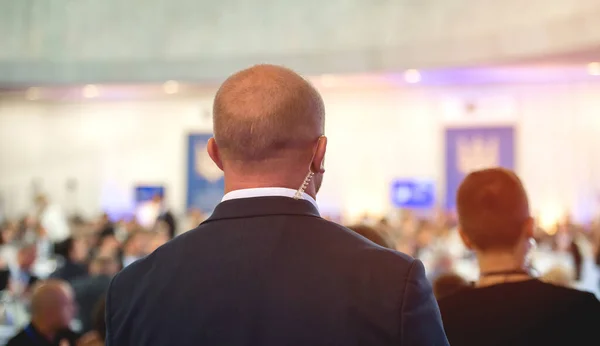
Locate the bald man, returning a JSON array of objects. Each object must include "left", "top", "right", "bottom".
[
  {"left": 437, "top": 168, "right": 600, "bottom": 346},
  {"left": 106, "top": 65, "right": 448, "bottom": 346},
  {"left": 7, "top": 280, "right": 78, "bottom": 346}
]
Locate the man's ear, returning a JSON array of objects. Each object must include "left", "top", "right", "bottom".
[
  {"left": 207, "top": 138, "right": 224, "bottom": 171},
  {"left": 310, "top": 136, "right": 327, "bottom": 174},
  {"left": 458, "top": 227, "right": 474, "bottom": 250}
]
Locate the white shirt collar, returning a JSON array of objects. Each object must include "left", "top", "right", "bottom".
[{"left": 222, "top": 187, "right": 319, "bottom": 211}]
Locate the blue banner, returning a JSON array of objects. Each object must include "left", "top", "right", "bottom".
[
  {"left": 186, "top": 134, "right": 225, "bottom": 213},
  {"left": 391, "top": 179, "right": 435, "bottom": 209},
  {"left": 445, "top": 126, "right": 515, "bottom": 209},
  {"left": 134, "top": 186, "right": 164, "bottom": 204}
]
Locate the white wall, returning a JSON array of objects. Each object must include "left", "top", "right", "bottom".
[
  {"left": 0, "top": 98, "right": 214, "bottom": 219},
  {"left": 2, "top": 82, "right": 600, "bottom": 225}
]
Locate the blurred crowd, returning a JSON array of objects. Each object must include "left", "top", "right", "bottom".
[
  {"left": 0, "top": 194, "right": 189, "bottom": 345},
  {"left": 1, "top": 192, "right": 600, "bottom": 345},
  {"left": 347, "top": 208, "right": 600, "bottom": 298}
]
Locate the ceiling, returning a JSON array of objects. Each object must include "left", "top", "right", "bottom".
[
  {"left": 497, "top": 45, "right": 600, "bottom": 67},
  {"left": 2, "top": 1, "right": 600, "bottom": 85},
  {"left": 0, "top": 47, "right": 599, "bottom": 102}
]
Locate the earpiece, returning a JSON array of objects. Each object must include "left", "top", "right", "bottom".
[{"left": 294, "top": 171, "right": 314, "bottom": 199}]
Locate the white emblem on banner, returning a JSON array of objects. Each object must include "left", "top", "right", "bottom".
[
  {"left": 195, "top": 143, "right": 224, "bottom": 182},
  {"left": 456, "top": 136, "right": 500, "bottom": 174}
]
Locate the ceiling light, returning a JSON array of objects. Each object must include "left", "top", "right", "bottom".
[
  {"left": 587, "top": 62, "right": 600, "bottom": 76},
  {"left": 163, "top": 80, "right": 179, "bottom": 94},
  {"left": 82, "top": 85, "right": 99, "bottom": 98},
  {"left": 26, "top": 87, "right": 41, "bottom": 101},
  {"left": 404, "top": 69, "right": 421, "bottom": 84}
]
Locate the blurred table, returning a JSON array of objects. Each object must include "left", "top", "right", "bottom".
[{"left": 0, "top": 290, "right": 29, "bottom": 346}]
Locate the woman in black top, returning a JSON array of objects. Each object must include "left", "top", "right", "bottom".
[{"left": 438, "top": 168, "right": 600, "bottom": 346}]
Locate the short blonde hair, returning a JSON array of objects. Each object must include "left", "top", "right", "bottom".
[{"left": 213, "top": 64, "right": 325, "bottom": 161}]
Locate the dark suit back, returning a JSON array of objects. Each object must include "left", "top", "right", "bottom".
[
  {"left": 72, "top": 275, "right": 112, "bottom": 333},
  {"left": 106, "top": 196, "right": 448, "bottom": 346},
  {"left": 438, "top": 279, "right": 600, "bottom": 346}
]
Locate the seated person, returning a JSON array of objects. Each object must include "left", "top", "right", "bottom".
[
  {"left": 71, "top": 256, "right": 119, "bottom": 333},
  {"left": 119, "top": 231, "right": 146, "bottom": 268},
  {"left": 50, "top": 237, "right": 88, "bottom": 283},
  {"left": 437, "top": 168, "right": 600, "bottom": 346},
  {"left": 6, "top": 279, "right": 79, "bottom": 346},
  {"left": 95, "top": 233, "right": 120, "bottom": 259},
  {"left": 1, "top": 243, "right": 39, "bottom": 295},
  {"left": 77, "top": 297, "right": 106, "bottom": 346}
]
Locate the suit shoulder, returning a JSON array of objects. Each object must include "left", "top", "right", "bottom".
[
  {"left": 111, "top": 228, "right": 199, "bottom": 288},
  {"left": 532, "top": 282, "right": 600, "bottom": 324},
  {"left": 110, "top": 251, "right": 155, "bottom": 293},
  {"left": 537, "top": 281, "right": 598, "bottom": 302},
  {"left": 556, "top": 285, "right": 600, "bottom": 311},
  {"left": 314, "top": 219, "right": 415, "bottom": 266}
]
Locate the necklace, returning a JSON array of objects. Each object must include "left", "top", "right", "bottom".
[
  {"left": 479, "top": 269, "right": 531, "bottom": 277},
  {"left": 478, "top": 269, "right": 532, "bottom": 286}
]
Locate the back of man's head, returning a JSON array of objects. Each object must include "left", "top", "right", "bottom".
[
  {"left": 30, "top": 279, "right": 75, "bottom": 329},
  {"left": 213, "top": 64, "right": 325, "bottom": 165},
  {"left": 456, "top": 168, "right": 531, "bottom": 251}
]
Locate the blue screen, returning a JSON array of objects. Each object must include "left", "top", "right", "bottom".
[
  {"left": 134, "top": 186, "right": 165, "bottom": 204},
  {"left": 390, "top": 179, "right": 435, "bottom": 209}
]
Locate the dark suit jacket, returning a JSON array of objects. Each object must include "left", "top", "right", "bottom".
[
  {"left": 6, "top": 323, "right": 79, "bottom": 346},
  {"left": 157, "top": 210, "right": 177, "bottom": 239},
  {"left": 72, "top": 275, "right": 112, "bottom": 333},
  {"left": 438, "top": 279, "right": 600, "bottom": 346},
  {"left": 106, "top": 196, "right": 448, "bottom": 346},
  {"left": 50, "top": 261, "right": 88, "bottom": 284}
]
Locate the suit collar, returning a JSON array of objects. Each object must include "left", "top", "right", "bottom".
[{"left": 203, "top": 196, "right": 321, "bottom": 223}]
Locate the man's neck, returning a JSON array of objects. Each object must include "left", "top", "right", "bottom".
[
  {"left": 223, "top": 179, "right": 317, "bottom": 201},
  {"left": 476, "top": 250, "right": 530, "bottom": 287},
  {"left": 31, "top": 319, "right": 57, "bottom": 342}
]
